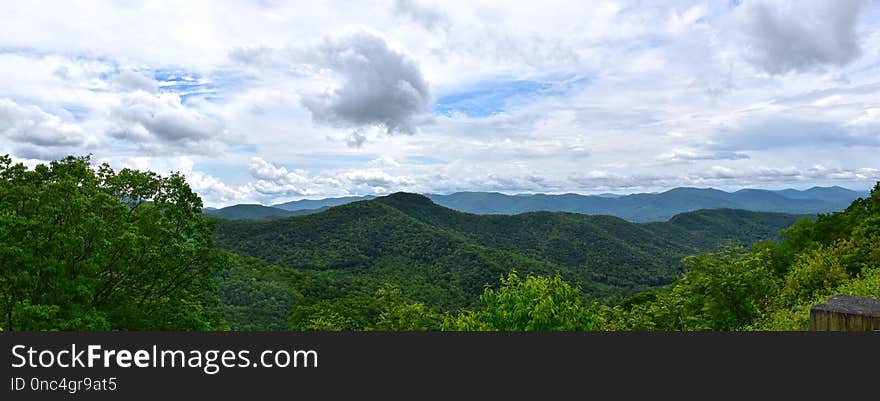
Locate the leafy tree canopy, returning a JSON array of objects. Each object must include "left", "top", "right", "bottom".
[
  {"left": 443, "top": 272, "right": 603, "bottom": 331},
  {"left": 0, "top": 155, "right": 225, "bottom": 330}
]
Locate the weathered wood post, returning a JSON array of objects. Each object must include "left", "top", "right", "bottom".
[{"left": 809, "top": 295, "right": 880, "bottom": 331}]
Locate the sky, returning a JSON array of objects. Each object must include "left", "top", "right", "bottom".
[{"left": 1, "top": 0, "right": 879, "bottom": 206}]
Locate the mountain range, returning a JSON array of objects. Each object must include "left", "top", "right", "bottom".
[
  {"left": 212, "top": 192, "right": 805, "bottom": 329},
  {"left": 205, "top": 186, "right": 866, "bottom": 221}
]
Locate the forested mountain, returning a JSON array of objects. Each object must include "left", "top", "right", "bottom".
[
  {"left": 213, "top": 186, "right": 864, "bottom": 221},
  {"left": 204, "top": 204, "right": 326, "bottom": 220},
  {"left": 212, "top": 193, "right": 803, "bottom": 329},
  {"left": 273, "top": 195, "right": 375, "bottom": 211},
  {"left": 426, "top": 187, "right": 865, "bottom": 221},
  {"left": 772, "top": 186, "right": 864, "bottom": 203}
]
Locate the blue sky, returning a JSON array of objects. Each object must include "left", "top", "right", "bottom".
[
  {"left": 0, "top": 0, "right": 879, "bottom": 206},
  {"left": 434, "top": 78, "right": 574, "bottom": 117}
]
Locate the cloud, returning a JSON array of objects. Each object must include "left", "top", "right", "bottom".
[
  {"left": 108, "top": 91, "right": 226, "bottom": 153},
  {"left": 367, "top": 156, "right": 401, "bottom": 168},
  {"left": 569, "top": 164, "right": 880, "bottom": 191},
  {"left": 696, "top": 165, "right": 880, "bottom": 183},
  {"left": 667, "top": 4, "right": 708, "bottom": 35},
  {"left": 187, "top": 171, "right": 250, "bottom": 204},
  {"left": 244, "top": 157, "right": 414, "bottom": 197},
  {"left": 109, "top": 70, "right": 159, "bottom": 93},
  {"left": 656, "top": 148, "right": 750, "bottom": 162},
  {"left": 733, "top": 0, "right": 867, "bottom": 74},
  {"left": 249, "top": 156, "right": 308, "bottom": 184},
  {"left": 345, "top": 130, "right": 368, "bottom": 148},
  {"left": 801, "top": 165, "right": 880, "bottom": 181},
  {"left": 0, "top": 98, "right": 84, "bottom": 148},
  {"left": 568, "top": 170, "right": 656, "bottom": 190},
  {"left": 340, "top": 169, "right": 413, "bottom": 192},
  {"left": 10, "top": 144, "right": 75, "bottom": 161},
  {"left": 228, "top": 45, "right": 278, "bottom": 67},
  {"left": 2, "top": 1, "right": 880, "bottom": 200},
  {"left": 300, "top": 29, "right": 431, "bottom": 138},
  {"left": 247, "top": 157, "right": 312, "bottom": 196},
  {"left": 392, "top": 0, "right": 451, "bottom": 31},
  {"left": 474, "top": 172, "right": 554, "bottom": 192},
  {"left": 709, "top": 117, "right": 878, "bottom": 150},
  {"left": 847, "top": 107, "right": 880, "bottom": 126}
]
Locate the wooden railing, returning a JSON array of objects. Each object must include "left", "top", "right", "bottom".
[{"left": 809, "top": 295, "right": 880, "bottom": 331}]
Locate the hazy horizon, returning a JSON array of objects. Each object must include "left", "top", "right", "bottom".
[{"left": 203, "top": 184, "right": 869, "bottom": 209}]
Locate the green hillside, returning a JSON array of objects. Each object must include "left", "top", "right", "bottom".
[
  {"left": 212, "top": 193, "right": 803, "bottom": 330},
  {"left": 605, "top": 182, "right": 880, "bottom": 331},
  {"left": 213, "top": 198, "right": 566, "bottom": 311}
]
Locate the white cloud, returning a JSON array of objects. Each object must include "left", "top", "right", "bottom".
[
  {"left": 667, "top": 4, "right": 708, "bottom": 35},
  {"left": 109, "top": 70, "right": 159, "bottom": 93},
  {"left": 248, "top": 157, "right": 307, "bottom": 183},
  {"left": 847, "top": 108, "right": 880, "bottom": 126},
  {"left": 656, "top": 148, "right": 750, "bottom": 162},
  {"left": 732, "top": 0, "right": 867, "bottom": 74},
  {"left": 393, "top": 0, "right": 451, "bottom": 31},
  {"left": 367, "top": 156, "right": 401, "bottom": 168},
  {"left": 188, "top": 171, "right": 251, "bottom": 204},
  {"left": 568, "top": 164, "right": 880, "bottom": 192},
  {"left": 0, "top": 98, "right": 85, "bottom": 147},
  {"left": 108, "top": 91, "right": 226, "bottom": 153},
  {"left": 247, "top": 157, "right": 312, "bottom": 196},
  {"left": 300, "top": 29, "right": 432, "bottom": 138},
  {"left": 339, "top": 169, "right": 413, "bottom": 193}
]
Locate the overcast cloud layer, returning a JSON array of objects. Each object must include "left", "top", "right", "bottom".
[{"left": 1, "top": 0, "right": 878, "bottom": 206}]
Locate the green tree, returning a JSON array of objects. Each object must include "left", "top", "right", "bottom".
[
  {"left": 374, "top": 283, "right": 441, "bottom": 331},
  {"left": 288, "top": 300, "right": 365, "bottom": 331},
  {"left": 608, "top": 246, "right": 778, "bottom": 331},
  {"left": 777, "top": 244, "right": 849, "bottom": 307},
  {"left": 444, "top": 272, "right": 603, "bottom": 331},
  {"left": 0, "top": 155, "right": 225, "bottom": 330},
  {"left": 675, "top": 246, "right": 778, "bottom": 330}
]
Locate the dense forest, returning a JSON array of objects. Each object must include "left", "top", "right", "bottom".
[
  {"left": 213, "top": 192, "right": 802, "bottom": 330},
  {"left": 1, "top": 155, "right": 877, "bottom": 331}
]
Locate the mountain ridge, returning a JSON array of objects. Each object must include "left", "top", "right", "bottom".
[
  {"left": 208, "top": 186, "right": 867, "bottom": 221},
  {"left": 213, "top": 193, "right": 805, "bottom": 308},
  {"left": 204, "top": 204, "right": 328, "bottom": 220}
]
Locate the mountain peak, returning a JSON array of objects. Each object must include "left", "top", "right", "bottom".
[
  {"left": 661, "top": 187, "right": 726, "bottom": 195},
  {"left": 377, "top": 192, "right": 435, "bottom": 205}
]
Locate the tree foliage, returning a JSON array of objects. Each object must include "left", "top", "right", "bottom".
[
  {"left": 285, "top": 282, "right": 441, "bottom": 331},
  {"left": 607, "top": 181, "right": 880, "bottom": 331},
  {"left": 0, "top": 155, "right": 224, "bottom": 330},
  {"left": 443, "top": 272, "right": 603, "bottom": 331}
]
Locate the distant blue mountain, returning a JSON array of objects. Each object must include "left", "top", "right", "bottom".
[
  {"left": 426, "top": 186, "right": 867, "bottom": 222},
  {"left": 208, "top": 186, "right": 867, "bottom": 222},
  {"left": 772, "top": 186, "right": 868, "bottom": 203},
  {"left": 204, "top": 204, "right": 327, "bottom": 220},
  {"left": 272, "top": 195, "right": 375, "bottom": 211}
]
